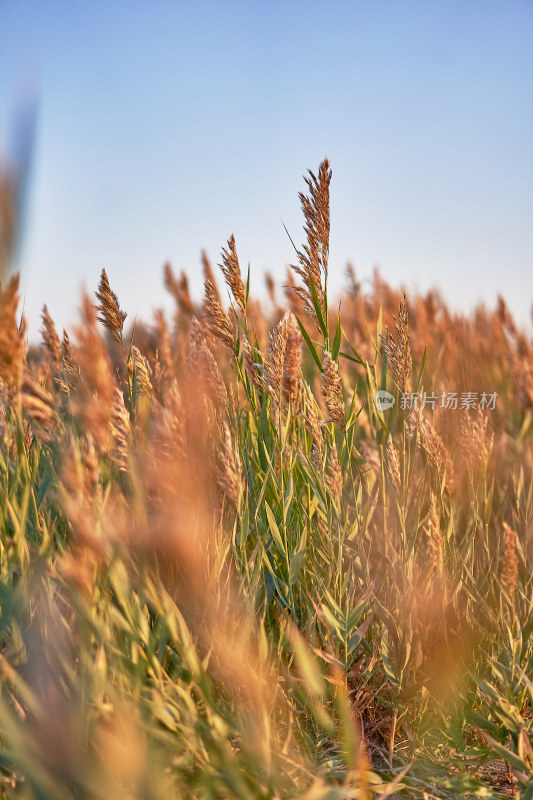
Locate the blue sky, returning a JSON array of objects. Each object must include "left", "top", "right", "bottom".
[{"left": 1, "top": 0, "right": 532, "bottom": 338}]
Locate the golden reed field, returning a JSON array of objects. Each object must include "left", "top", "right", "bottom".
[{"left": 0, "top": 159, "right": 533, "bottom": 798}]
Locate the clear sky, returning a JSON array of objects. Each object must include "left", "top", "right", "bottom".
[{"left": 1, "top": 0, "right": 532, "bottom": 338}]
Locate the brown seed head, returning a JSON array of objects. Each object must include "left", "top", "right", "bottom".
[
  {"left": 282, "top": 312, "right": 302, "bottom": 410},
  {"left": 111, "top": 383, "right": 131, "bottom": 472},
  {"left": 217, "top": 422, "right": 243, "bottom": 507},
  {"left": 264, "top": 313, "right": 290, "bottom": 406},
  {"left": 58, "top": 330, "right": 81, "bottom": 395},
  {"left": 203, "top": 279, "right": 235, "bottom": 350},
  {"left": 385, "top": 437, "right": 401, "bottom": 496},
  {"left": 41, "top": 305, "right": 62, "bottom": 365},
  {"left": 379, "top": 293, "right": 412, "bottom": 391},
  {"left": 220, "top": 234, "right": 246, "bottom": 315},
  {"left": 289, "top": 157, "right": 331, "bottom": 330},
  {"left": 321, "top": 350, "right": 345, "bottom": 432},
  {"left": 95, "top": 269, "right": 127, "bottom": 343},
  {"left": 0, "top": 274, "right": 26, "bottom": 401},
  {"left": 326, "top": 442, "right": 343, "bottom": 506},
  {"left": 201, "top": 250, "right": 220, "bottom": 301},
  {"left": 164, "top": 262, "right": 194, "bottom": 316}
]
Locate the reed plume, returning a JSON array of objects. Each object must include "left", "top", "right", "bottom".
[
  {"left": 407, "top": 408, "right": 454, "bottom": 490},
  {"left": 41, "top": 304, "right": 62, "bottom": 366},
  {"left": 217, "top": 422, "right": 243, "bottom": 507},
  {"left": 289, "top": 157, "right": 331, "bottom": 330},
  {"left": 326, "top": 442, "right": 343, "bottom": 506},
  {"left": 379, "top": 293, "right": 412, "bottom": 391},
  {"left": 187, "top": 318, "right": 226, "bottom": 409},
  {"left": 220, "top": 234, "right": 246, "bottom": 315},
  {"left": 0, "top": 274, "right": 26, "bottom": 401},
  {"left": 111, "top": 383, "right": 131, "bottom": 472},
  {"left": 164, "top": 262, "right": 194, "bottom": 316},
  {"left": 58, "top": 330, "right": 81, "bottom": 395},
  {"left": 130, "top": 346, "right": 153, "bottom": 396},
  {"left": 264, "top": 313, "right": 290, "bottom": 406},
  {"left": 321, "top": 350, "right": 345, "bottom": 432},
  {"left": 201, "top": 250, "right": 220, "bottom": 300},
  {"left": 203, "top": 279, "right": 235, "bottom": 350},
  {"left": 21, "top": 368, "right": 58, "bottom": 437},
  {"left": 95, "top": 269, "right": 127, "bottom": 343},
  {"left": 385, "top": 436, "right": 401, "bottom": 496},
  {"left": 265, "top": 272, "right": 276, "bottom": 308},
  {"left": 304, "top": 387, "right": 324, "bottom": 472},
  {"left": 152, "top": 309, "right": 173, "bottom": 378},
  {"left": 282, "top": 312, "right": 302, "bottom": 410}
]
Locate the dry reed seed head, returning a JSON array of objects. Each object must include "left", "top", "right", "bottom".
[
  {"left": 304, "top": 387, "right": 324, "bottom": 457},
  {"left": 264, "top": 313, "right": 290, "bottom": 405},
  {"left": 345, "top": 262, "right": 361, "bottom": 296},
  {"left": 203, "top": 279, "right": 235, "bottom": 350},
  {"left": 511, "top": 346, "right": 533, "bottom": 410},
  {"left": 425, "top": 493, "right": 444, "bottom": 572},
  {"left": 282, "top": 312, "right": 303, "bottom": 410},
  {"left": 385, "top": 437, "right": 401, "bottom": 496},
  {"left": 497, "top": 294, "right": 517, "bottom": 336},
  {"left": 152, "top": 309, "right": 173, "bottom": 378},
  {"left": 240, "top": 337, "right": 264, "bottom": 393},
  {"left": 460, "top": 411, "right": 494, "bottom": 473},
  {"left": 69, "top": 295, "right": 116, "bottom": 451},
  {"left": 217, "top": 422, "right": 243, "bottom": 507},
  {"left": 321, "top": 350, "right": 345, "bottom": 432},
  {"left": 220, "top": 234, "right": 246, "bottom": 315},
  {"left": 151, "top": 379, "right": 187, "bottom": 460},
  {"left": 60, "top": 432, "right": 100, "bottom": 502},
  {"left": 406, "top": 407, "right": 450, "bottom": 480},
  {"left": 129, "top": 346, "right": 153, "bottom": 396},
  {"left": 187, "top": 319, "right": 227, "bottom": 409},
  {"left": 501, "top": 522, "right": 519, "bottom": 598},
  {"left": 265, "top": 272, "right": 276, "bottom": 307},
  {"left": 164, "top": 262, "right": 194, "bottom": 316},
  {"left": 21, "top": 368, "right": 58, "bottom": 437},
  {"left": 76, "top": 294, "right": 115, "bottom": 405},
  {"left": 111, "top": 383, "right": 131, "bottom": 472},
  {"left": 95, "top": 269, "right": 127, "bottom": 343},
  {"left": 379, "top": 293, "right": 412, "bottom": 391},
  {"left": 326, "top": 442, "right": 343, "bottom": 506},
  {"left": 0, "top": 273, "right": 26, "bottom": 400},
  {"left": 289, "top": 158, "right": 331, "bottom": 330},
  {"left": 201, "top": 249, "right": 221, "bottom": 301},
  {"left": 41, "top": 305, "right": 62, "bottom": 365},
  {"left": 58, "top": 330, "right": 81, "bottom": 395}
]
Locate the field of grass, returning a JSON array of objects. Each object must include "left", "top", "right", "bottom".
[{"left": 0, "top": 158, "right": 533, "bottom": 798}]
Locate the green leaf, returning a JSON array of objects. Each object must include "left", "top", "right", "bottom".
[
  {"left": 308, "top": 272, "right": 327, "bottom": 338},
  {"left": 245, "top": 261, "right": 251, "bottom": 303},
  {"left": 296, "top": 317, "right": 322, "bottom": 370},
  {"left": 413, "top": 346, "right": 427, "bottom": 393},
  {"left": 289, "top": 526, "right": 307, "bottom": 586},
  {"left": 331, "top": 309, "right": 342, "bottom": 360},
  {"left": 265, "top": 501, "right": 285, "bottom": 556}
]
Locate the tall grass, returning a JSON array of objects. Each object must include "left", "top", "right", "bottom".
[{"left": 0, "top": 159, "right": 532, "bottom": 798}]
